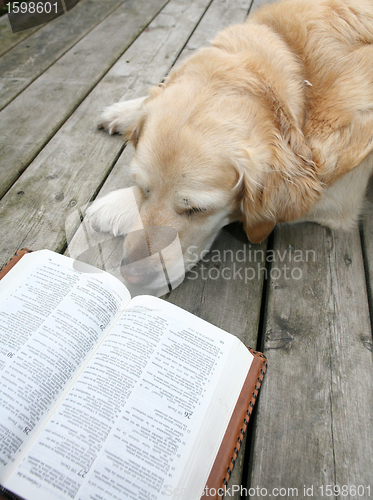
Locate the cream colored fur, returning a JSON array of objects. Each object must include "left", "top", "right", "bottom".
[{"left": 88, "top": 0, "right": 373, "bottom": 283}]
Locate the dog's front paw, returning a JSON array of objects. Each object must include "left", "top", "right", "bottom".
[
  {"left": 97, "top": 102, "right": 130, "bottom": 135},
  {"left": 97, "top": 96, "right": 148, "bottom": 136},
  {"left": 85, "top": 188, "right": 144, "bottom": 236}
]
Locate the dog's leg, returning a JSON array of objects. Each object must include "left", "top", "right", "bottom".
[{"left": 97, "top": 96, "right": 147, "bottom": 136}]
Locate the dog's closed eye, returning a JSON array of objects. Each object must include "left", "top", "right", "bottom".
[
  {"left": 186, "top": 207, "right": 207, "bottom": 217},
  {"left": 181, "top": 197, "right": 208, "bottom": 217},
  {"left": 178, "top": 198, "right": 207, "bottom": 217}
]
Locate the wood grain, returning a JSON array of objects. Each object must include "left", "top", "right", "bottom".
[
  {"left": 0, "top": 0, "right": 125, "bottom": 111},
  {"left": 0, "top": 13, "right": 41, "bottom": 58},
  {"left": 0, "top": 0, "right": 168, "bottom": 198},
  {"left": 246, "top": 222, "right": 373, "bottom": 498},
  {"left": 360, "top": 177, "right": 373, "bottom": 326}
]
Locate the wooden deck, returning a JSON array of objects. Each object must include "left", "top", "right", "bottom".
[{"left": 1, "top": 0, "right": 373, "bottom": 498}]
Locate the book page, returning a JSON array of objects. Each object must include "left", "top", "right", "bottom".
[
  {"left": 0, "top": 250, "right": 131, "bottom": 483},
  {"left": 6, "top": 296, "right": 253, "bottom": 500}
]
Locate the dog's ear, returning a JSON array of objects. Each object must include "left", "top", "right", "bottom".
[
  {"left": 240, "top": 88, "right": 323, "bottom": 243},
  {"left": 240, "top": 143, "right": 323, "bottom": 243},
  {"left": 244, "top": 221, "right": 276, "bottom": 244}
]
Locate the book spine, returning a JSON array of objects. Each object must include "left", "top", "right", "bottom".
[
  {"left": 222, "top": 350, "right": 268, "bottom": 494},
  {"left": 0, "top": 485, "right": 23, "bottom": 500},
  {"left": 202, "top": 349, "right": 268, "bottom": 500}
]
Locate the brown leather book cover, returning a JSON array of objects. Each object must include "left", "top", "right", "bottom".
[
  {"left": 0, "top": 248, "right": 32, "bottom": 281},
  {"left": 202, "top": 349, "right": 267, "bottom": 499}
]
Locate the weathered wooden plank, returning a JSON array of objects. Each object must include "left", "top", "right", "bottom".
[
  {"left": 360, "top": 177, "right": 373, "bottom": 321},
  {"left": 249, "top": 0, "right": 279, "bottom": 16},
  {"left": 0, "top": 13, "right": 41, "bottom": 57},
  {"left": 176, "top": 0, "right": 252, "bottom": 65},
  {"left": 0, "top": 0, "right": 125, "bottom": 111},
  {"left": 246, "top": 223, "right": 373, "bottom": 498},
  {"left": 0, "top": 0, "right": 213, "bottom": 265},
  {"left": 0, "top": 0, "right": 168, "bottom": 199}
]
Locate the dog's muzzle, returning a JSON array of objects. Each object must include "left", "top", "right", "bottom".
[{"left": 120, "top": 226, "right": 183, "bottom": 290}]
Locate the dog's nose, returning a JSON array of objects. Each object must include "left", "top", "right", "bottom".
[
  {"left": 120, "top": 226, "right": 179, "bottom": 286},
  {"left": 120, "top": 258, "right": 161, "bottom": 285}
]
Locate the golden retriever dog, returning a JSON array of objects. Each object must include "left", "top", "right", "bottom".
[{"left": 88, "top": 0, "right": 373, "bottom": 290}]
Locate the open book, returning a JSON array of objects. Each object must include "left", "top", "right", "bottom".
[{"left": 0, "top": 249, "right": 267, "bottom": 500}]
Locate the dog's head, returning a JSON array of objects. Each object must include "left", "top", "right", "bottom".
[{"left": 107, "top": 47, "right": 323, "bottom": 291}]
